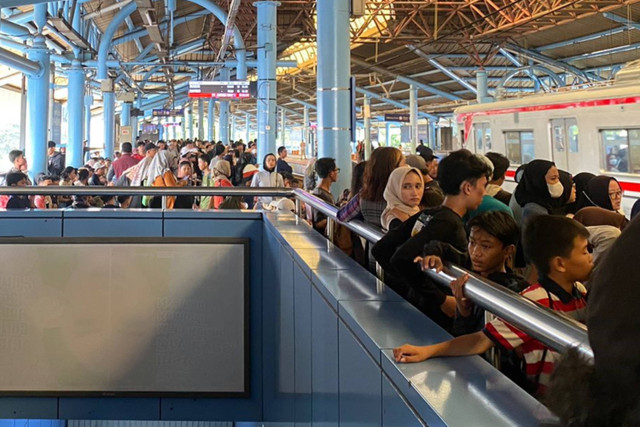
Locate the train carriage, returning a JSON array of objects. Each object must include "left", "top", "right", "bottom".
[{"left": 453, "top": 61, "right": 640, "bottom": 211}]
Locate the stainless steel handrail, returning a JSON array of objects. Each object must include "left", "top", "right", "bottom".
[
  {"left": 0, "top": 185, "right": 593, "bottom": 360},
  {"left": 291, "top": 188, "right": 594, "bottom": 361},
  {"left": 0, "top": 186, "right": 294, "bottom": 197}
]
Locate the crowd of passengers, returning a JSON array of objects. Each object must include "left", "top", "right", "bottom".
[
  {"left": 3, "top": 137, "right": 640, "bottom": 423},
  {"left": 0, "top": 138, "right": 300, "bottom": 211},
  {"left": 300, "top": 142, "right": 640, "bottom": 425}
]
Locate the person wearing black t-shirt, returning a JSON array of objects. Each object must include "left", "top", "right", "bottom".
[{"left": 372, "top": 150, "right": 491, "bottom": 330}]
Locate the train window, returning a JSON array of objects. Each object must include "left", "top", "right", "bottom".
[
  {"left": 504, "top": 131, "right": 535, "bottom": 165},
  {"left": 600, "top": 129, "right": 640, "bottom": 173},
  {"left": 474, "top": 123, "right": 491, "bottom": 153},
  {"left": 568, "top": 124, "right": 579, "bottom": 153}
]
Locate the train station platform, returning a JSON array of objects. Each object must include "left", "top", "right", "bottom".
[{"left": 0, "top": 205, "right": 555, "bottom": 426}]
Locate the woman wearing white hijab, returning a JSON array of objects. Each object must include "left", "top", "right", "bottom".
[{"left": 381, "top": 166, "right": 424, "bottom": 231}]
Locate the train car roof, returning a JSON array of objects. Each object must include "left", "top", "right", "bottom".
[{"left": 454, "top": 82, "right": 640, "bottom": 116}]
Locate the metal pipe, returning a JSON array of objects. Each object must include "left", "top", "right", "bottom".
[
  {"left": 83, "top": 0, "right": 134, "bottom": 20},
  {"left": 198, "top": 99, "right": 205, "bottom": 140},
  {"left": 0, "top": 46, "right": 41, "bottom": 76},
  {"left": 0, "top": 19, "right": 32, "bottom": 38}
]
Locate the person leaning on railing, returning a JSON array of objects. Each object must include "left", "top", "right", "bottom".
[
  {"left": 394, "top": 215, "right": 592, "bottom": 399},
  {"left": 372, "top": 150, "right": 491, "bottom": 331}
]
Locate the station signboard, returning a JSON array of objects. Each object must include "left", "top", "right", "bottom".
[
  {"left": 152, "top": 109, "right": 184, "bottom": 117},
  {"left": 385, "top": 113, "right": 411, "bottom": 123},
  {"left": 188, "top": 81, "right": 251, "bottom": 99}
]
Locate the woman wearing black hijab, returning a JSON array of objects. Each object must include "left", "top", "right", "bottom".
[
  {"left": 568, "top": 172, "right": 595, "bottom": 214},
  {"left": 578, "top": 175, "right": 624, "bottom": 213},
  {"left": 514, "top": 159, "right": 565, "bottom": 225}
]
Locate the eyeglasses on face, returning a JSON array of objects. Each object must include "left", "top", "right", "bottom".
[{"left": 608, "top": 191, "right": 623, "bottom": 199}]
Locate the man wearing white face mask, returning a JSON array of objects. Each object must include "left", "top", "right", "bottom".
[{"left": 513, "top": 159, "right": 564, "bottom": 226}]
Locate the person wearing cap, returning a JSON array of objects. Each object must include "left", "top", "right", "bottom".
[
  {"left": 89, "top": 162, "right": 107, "bottom": 186},
  {"left": 405, "top": 155, "right": 444, "bottom": 208}
]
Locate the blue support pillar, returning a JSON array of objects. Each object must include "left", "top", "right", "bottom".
[
  {"left": 84, "top": 94, "right": 92, "bottom": 161},
  {"left": 198, "top": 99, "right": 204, "bottom": 140},
  {"left": 121, "top": 102, "right": 131, "bottom": 126},
  {"left": 158, "top": 118, "right": 165, "bottom": 140},
  {"left": 207, "top": 99, "right": 215, "bottom": 141},
  {"left": 255, "top": 1, "right": 279, "bottom": 159},
  {"left": 103, "top": 91, "right": 115, "bottom": 158},
  {"left": 231, "top": 114, "right": 236, "bottom": 141},
  {"left": 132, "top": 97, "right": 141, "bottom": 139},
  {"left": 429, "top": 120, "right": 437, "bottom": 149},
  {"left": 317, "top": 0, "right": 351, "bottom": 195},
  {"left": 303, "top": 105, "right": 309, "bottom": 158},
  {"left": 409, "top": 84, "right": 418, "bottom": 154},
  {"left": 363, "top": 95, "right": 371, "bottom": 159},
  {"left": 219, "top": 67, "right": 230, "bottom": 144},
  {"left": 385, "top": 122, "right": 392, "bottom": 147},
  {"left": 67, "top": 60, "right": 84, "bottom": 168},
  {"left": 245, "top": 113, "right": 251, "bottom": 143},
  {"left": 280, "top": 108, "right": 287, "bottom": 145},
  {"left": 26, "top": 34, "right": 50, "bottom": 178},
  {"left": 188, "top": 104, "right": 194, "bottom": 140},
  {"left": 476, "top": 70, "right": 492, "bottom": 103}
]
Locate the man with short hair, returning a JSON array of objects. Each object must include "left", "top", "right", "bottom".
[
  {"left": 144, "top": 142, "right": 158, "bottom": 159},
  {"left": 485, "top": 152, "right": 513, "bottom": 206},
  {"left": 110, "top": 142, "right": 140, "bottom": 181},
  {"left": 276, "top": 146, "right": 293, "bottom": 174},
  {"left": 47, "top": 141, "right": 65, "bottom": 176},
  {"left": 310, "top": 157, "right": 339, "bottom": 234},
  {"left": 5, "top": 172, "right": 30, "bottom": 209},
  {"left": 5, "top": 150, "right": 32, "bottom": 185},
  {"left": 373, "top": 150, "right": 492, "bottom": 330}
]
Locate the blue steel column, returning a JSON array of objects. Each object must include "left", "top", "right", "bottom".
[
  {"left": 133, "top": 97, "right": 141, "bottom": 139},
  {"left": 198, "top": 99, "right": 204, "bottom": 140},
  {"left": 188, "top": 104, "right": 194, "bottom": 140},
  {"left": 103, "top": 90, "right": 115, "bottom": 158},
  {"left": 476, "top": 70, "right": 492, "bottom": 103},
  {"left": 121, "top": 102, "right": 131, "bottom": 126},
  {"left": 409, "top": 84, "right": 418, "bottom": 154},
  {"left": 231, "top": 114, "right": 236, "bottom": 141},
  {"left": 385, "top": 122, "right": 391, "bottom": 146},
  {"left": 84, "top": 94, "right": 93, "bottom": 159},
  {"left": 255, "top": 1, "right": 279, "bottom": 159},
  {"left": 429, "top": 120, "right": 437, "bottom": 149},
  {"left": 279, "top": 108, "right": 285, "bottom": 146},
  {"left": 26, "top": 34, "right": 50, "bottom": 178},
  {"left": 245, "top": 113, "right": 251, "bottom": 142},
  {"left": 218, "top": 67, "right": 230, "bottom": 144},
  {"left": 317, "top": 0, "right": 351, "bottom": 195},
  {"left": 66, "top": 60, "right": 84, "bottom": 167},
  {"left": 303, "top": 106, "right": 309, "bottom": 157},
  {"left": 208, "top": 99, "right": 215, "bottom": 141},
  {"left": 363, "top": 95, "right": 371, "bottom": 159}
]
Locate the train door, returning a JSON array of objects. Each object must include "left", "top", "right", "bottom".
[
  {"left": 473, "top": 123, "right": 492, "bottom": 154},
  {"left": 550, "top": 118, "right": 579, "bottom": 171}
]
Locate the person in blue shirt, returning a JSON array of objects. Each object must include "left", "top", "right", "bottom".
[{"left": 276, "top": 146, "right": 293, "bottom": 174}]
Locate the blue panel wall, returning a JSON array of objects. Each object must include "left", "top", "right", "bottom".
[
  {"left": 338, "top": 322, "right": 382, "bottom": 426},
  {"left": 0, "top": 211, "right": 62, "bottom": 237},
  {"left": 310, "top": 286, "right": 339, "bottom": 427},
  {"left": 293, "top": 263, "right": 312, "bottom": 427},
  {"left": 381, "top": 375, "right": 423, "bottom": 427}
]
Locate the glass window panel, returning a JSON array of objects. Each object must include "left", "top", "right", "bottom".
[
  {"left": 521, "top": 131, "right": 535, "bottom": 164},
  {"left": 601, "top": 129, "right": 629, "bottom": 172},
  {"left": 505, "top": 131, "right": 522, "bottom": 164},
  {"left": 628, "top": 129, "right": 640, "bottom": 173},
  {"left": 553, "top": 125, "right": 565, "bottom": 152},
  {"left": 568, "top": 124, "right": 579, "bottom": 153},
  {"left": 475, "top": 126, "right": 483, "bottom": 151},
  {"left": 485, "top": 127, "right": 492, "bottom": 150}
]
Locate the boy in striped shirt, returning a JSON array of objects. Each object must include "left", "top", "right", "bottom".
[{"left": 393, "top": 215, "right": 592, "bottom": 397}]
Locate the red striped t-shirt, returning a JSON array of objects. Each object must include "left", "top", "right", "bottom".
[{"left": 483, "top": 280, "right": 587, "bottom": 396}]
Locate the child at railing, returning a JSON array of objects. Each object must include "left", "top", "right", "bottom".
[
  {"left": 416, "top": 211, "right": 528, "bottom": 336},
  {"left": 393, "top": 215, "right": 593, "bottom": 398}
]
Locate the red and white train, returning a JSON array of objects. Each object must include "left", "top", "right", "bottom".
[{"left": 453, "top": 60, "right": 640, "bottom": 213}]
